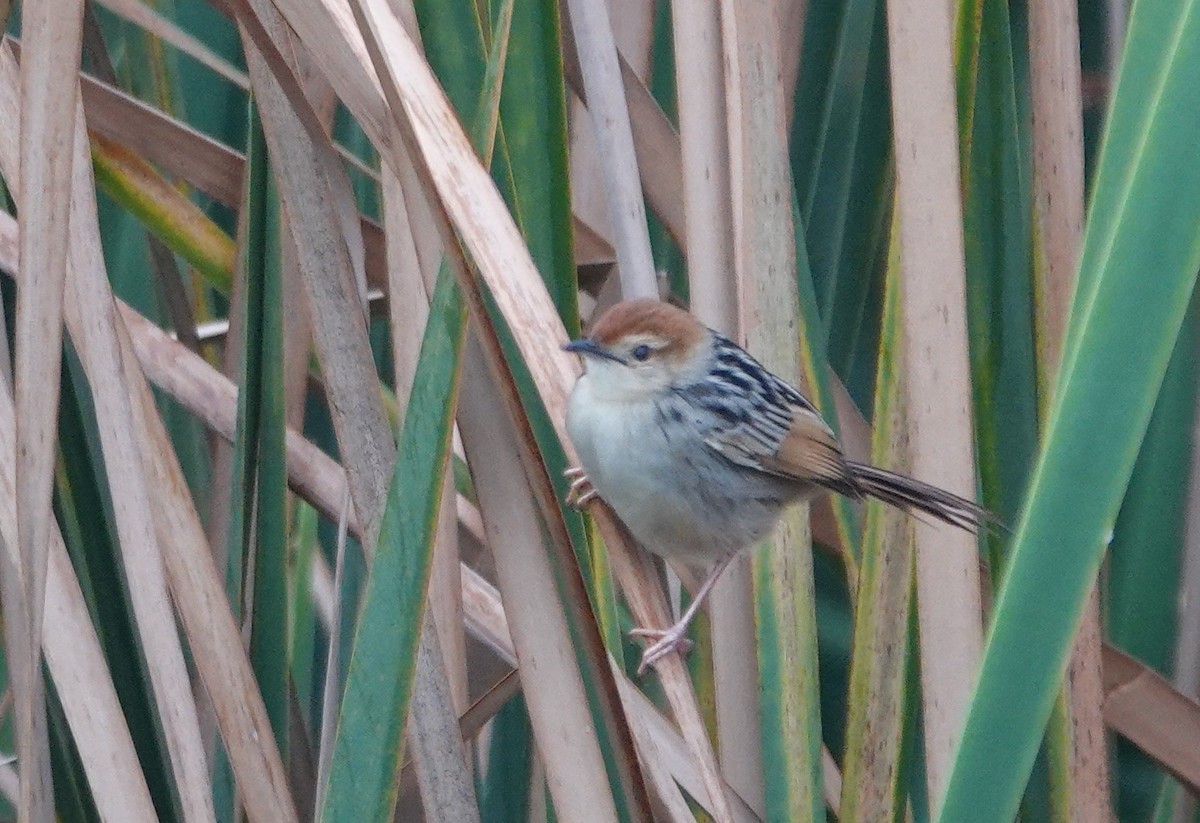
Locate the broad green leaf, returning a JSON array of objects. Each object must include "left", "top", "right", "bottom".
[
  {"left": 936, "top": 1, "right": 1200, "bottom": 818},
  {"left": 247, "top": 111, "right": 290, "bottom": 756},
  {"left": 318, "top": 268, "right": 465, "bottom": 821}
]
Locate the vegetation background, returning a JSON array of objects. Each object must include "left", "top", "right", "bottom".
[{"left": 0, "top": 0, "right": 1198, "bottom": 819}]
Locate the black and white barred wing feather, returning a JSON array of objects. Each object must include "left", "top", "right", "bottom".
[
  {"left": 680, "top": 336, "right": 992, "bottom": 533},
  {"left": 674, "top": 336, "right": 853, "bottom": 488}
]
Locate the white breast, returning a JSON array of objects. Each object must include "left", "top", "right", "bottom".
[{"left": 566, "top": 372, "right": 779, "bottom": 567}]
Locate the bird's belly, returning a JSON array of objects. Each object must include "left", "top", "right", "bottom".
[{"left": 567, "top": 392, "right": 787, "bottom": 566}]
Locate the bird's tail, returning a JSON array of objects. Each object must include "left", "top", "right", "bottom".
[{"left": 845, "top": 462, "right": 997, "bottom": 533}]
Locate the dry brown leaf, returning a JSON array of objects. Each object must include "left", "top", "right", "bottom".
[
  {"left": 1103, "top": 646, "right": 1200, "bottom": 793},
  {"left": 561, "top": 0, "right": 653, "bottom": 255}
]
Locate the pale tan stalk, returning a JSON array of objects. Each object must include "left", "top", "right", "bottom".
[
  {"left": 668, "top": 0, "right": 762, "bottom": 807},
  {"left": 11, "top": 0, "right": 85, "bottom": 810},
  {"left": 566, "top": 0, "right": 655, "bottom": 287},
  {"left": 0, "top": 215, "right": 156, "bottom": 819},
  {"left": 838, "top": 227, "right": 917, "bottom": 822},
  {"left": 780, "top": 0, "right": 808, "bottom": 124},
  {"left": 1030, "top": 3, "right": 1110, "bottom": 818},
  {"left": 1102, "top": 646, "right": 1200, "bottom": 792},
  {"left": 560, "top": 36, "right": 683, "bottom": 250},
  {"left": 884, "top": 0, "right": 983, "bottom": 808},
  {"left": 717, "top": 0, "right": 821, "bottom": 815},
  {"left": 457, "top": 339, "right": 624, "bottom": 823},
  {"left": 562, "top": 0, "right": 657, "bottom": 298}
]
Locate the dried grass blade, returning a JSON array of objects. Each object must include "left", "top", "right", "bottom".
[
  {"left": 13, "top": 0, "right": 84, "bottom": 644},
  {"left": 615, "top": 58, "right": 685, "bottom": 245},
  {"left": 0, "top": 73, "right": 300, "bottom": 823},
  {"left": 560, "top": 42, "right": 684, "bottom": 250},
  {"left": 0, "top": 325, "right": 157, "bottom": 822},
  {"left": 550, "top": 0, "right": 665, "bottom": 297},
  {"left": 93, "top": 0, "right": 249, "bottom": 88},
  {"left": 670, "top": 0, "right": 733, "bottom": 316},
  {"left": 79, "top": 67, "right": 244, "bottom": 206},
  {"left": 3, "top": 39, "right": 215, "bottom": 819},
  {"left": 238, "top": 10, "right": 387, "bottom": 538},
  {"left": 456, "top": 343, "right": 623, "bottom": 823},
  {"left": 884, "top": 0, "right": 984, "bottom": 804},
  {"left": 128, "top": 367, "right": 302, "bottom": 823},
  {"left": 1102, "top": 646, "right": 1200, "bottom": 793},
  {"left": 337, "top": 1, "right": 655, "bottom": 818},
  {"left": 11, "top": 0, "right": 86, "bottom": 809},
  {"left": 718, "top": 0, "right": 824, "bottom": 817},
  {"left": 62, "top": 117, "right": 218, "bottom": 823},
  {"left": 838, "top": 228, "right": 917, "bottom": 822},
  {"left": 235, "top": 3, "right": 476, "bottom": 817}
]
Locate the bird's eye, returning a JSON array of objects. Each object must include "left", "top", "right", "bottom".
[{"left": 631, "top": 344, "right": 652, "bottom": 362}]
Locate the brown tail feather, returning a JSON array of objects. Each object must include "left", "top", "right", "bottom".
[{"left": 844, "top": 462, "right": 997, "bottom": 533}]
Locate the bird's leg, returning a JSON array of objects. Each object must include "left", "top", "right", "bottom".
[
  {"left": 629, "top": 553, "right": 738, "bottom": 675},
  {"left": 564, "top": 466, "right": 599, "bottom": 508}
]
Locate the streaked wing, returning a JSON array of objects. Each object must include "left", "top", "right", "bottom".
[{"left": 676, "top": 336, "right": 854, "bottom": 491}]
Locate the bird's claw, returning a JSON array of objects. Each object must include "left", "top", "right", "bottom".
[
  {"left": 564, "top": 466, "right": 599, "bottom": 509},
  {"left": 629, "top": 625, "right": 695, "bottom": 675}
]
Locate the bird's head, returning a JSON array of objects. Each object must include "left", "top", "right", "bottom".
[{"left": 564, "top": 299, "right": 715, "bottom": 401}]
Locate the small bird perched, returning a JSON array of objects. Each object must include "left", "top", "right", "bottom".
[{"left": 564, "top": 298, "right": 990, "bottom": 674}]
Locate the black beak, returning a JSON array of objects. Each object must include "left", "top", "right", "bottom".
[{"left": 564, "top": 338, "right": 624, "bottom": 364}]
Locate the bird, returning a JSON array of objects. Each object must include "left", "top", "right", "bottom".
[{"left": 563, "top": 298, "right": 991, "bottom": 674}]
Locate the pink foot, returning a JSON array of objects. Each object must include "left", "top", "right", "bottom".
[
  {"left": 629, "top": 625, "right": 695, "bottom": 675},
  {"left": 564, "top": 466, "right": 600, "bottom": 509}
]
